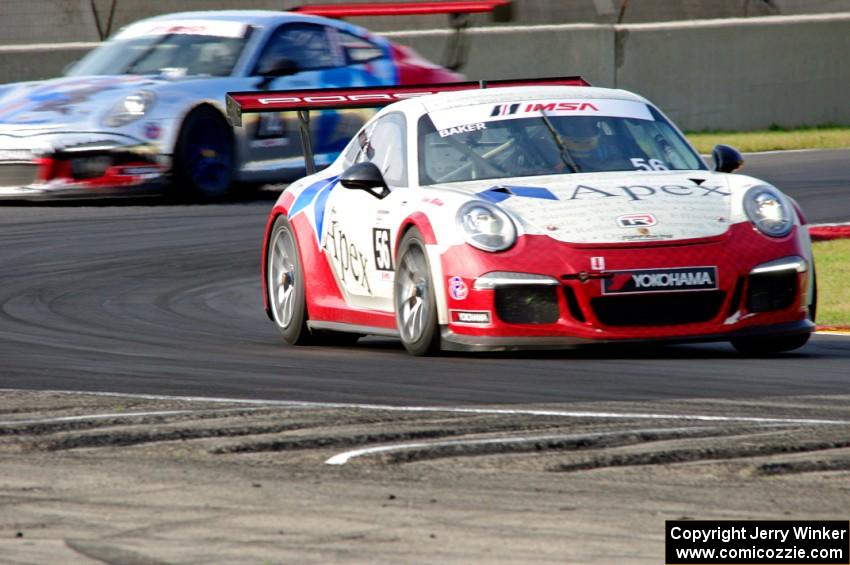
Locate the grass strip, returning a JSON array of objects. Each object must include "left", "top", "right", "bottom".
[
  {"left": 687, "top": 126, "right": 850, "bottom": 153},
  {"left": 813, "top": 239, "right": 850, "bottom": 326}
]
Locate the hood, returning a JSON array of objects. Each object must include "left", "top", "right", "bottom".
[
  {"left": 0, "top": 75, "right": 165, "bottom": 130},
  {"left": 440, "top": 171, "right": 734, "bottom": 244}
]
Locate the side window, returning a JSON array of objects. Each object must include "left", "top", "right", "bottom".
[
  {"left": 352, "top": 113, "right": 408, "bottom": 187},
  {"left": 254, "top": 23, "right": 341, "bottom": 73},
  {"left": 335, "top": 30, "right": 385, "bottom": 64}
]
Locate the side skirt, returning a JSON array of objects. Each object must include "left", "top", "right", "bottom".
[{"left": 307, "top": 320, "right": 400, "bottom": 338}]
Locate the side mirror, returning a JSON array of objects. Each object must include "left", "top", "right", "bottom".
[
  {"left": 712, "top": 144, "right": 744, "bottom": 173},
  {"left": 257, "top": 56, "right": 299, "bottom": 77},
  {"left": 340, "top": 162, "right": 390, "bottom": 199}
]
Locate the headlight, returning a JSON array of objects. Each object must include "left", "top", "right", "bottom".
[
  {"left": 456, "top": 201, "right": 517, "bottom": 252},
  {"left": 743, "top": 185, "right": 793, "bottom": 237},
  {"left": 103, "top": 91, "right": 156, "bottom": 127}
]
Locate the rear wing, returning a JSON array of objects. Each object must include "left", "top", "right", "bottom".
[
  {"left": 225, "top": 76, "right": 590, "bottom": 174},
  {"left": 293, "top": 1, "right": 513, "bottom": 71}
]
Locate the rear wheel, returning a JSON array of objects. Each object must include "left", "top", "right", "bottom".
[
  {"left": 267, "top": 216, "right": 310, "bottom": 345},
  {"left": 267, "top": 215, "right": 360, "bottom": 347},
  {"left": 394, "top": 228, "right": 440, "bottom": 356},
  {"left": 172, "top": 106, "right": 234, "bottom": 200}
]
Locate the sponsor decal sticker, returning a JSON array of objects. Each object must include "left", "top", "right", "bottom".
[
  {"left": 372, "top": 228, "right": 393, "bottom": 271},
  {"left": 119, "top": 20, "right": 248, "bottom": 39},
  {"left": 523, "top": 102, "right": 598, "bottom": 113},
  {"left": 603, "top": 267, "right": 718, "bottom": 295},
  {"left": 489, "top": 103, "right": 520, "bottom": 117},
  {"left": 474, "top": 183, "right": 730, "bottom": 204},
  {"left": 620, "top": 232, "right": 675, "bottom": 241},
  {"left": 617, "top": 213, "right": 657, "bottom": 228},
  {"left": 143, "top": 123, "right": 161, "bottom": 140},
  {"left": 439, "top": 123, "right": 486, "bottom": 137},
  {"left": 431, "top": 99, "right": 653, "bottom": 131},
  {"left": 450, "top": 310, "right": 491, "bottom": 324},
  {"left": 257, "top": 92, "right": 435, "bottom": 105},
  {"left": 324, "top": 220, "right": 372, "bottom": 294},
  {"left": 448, "top": 276, "right": 469, "bottom": 300}
]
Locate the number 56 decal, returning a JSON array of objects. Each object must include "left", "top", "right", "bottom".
[
  {"left": 631, "top": 158, "right": 669, "bottom": 171},
  {"left": 373, "top": 228, "right": 393, "bottom": 271}
]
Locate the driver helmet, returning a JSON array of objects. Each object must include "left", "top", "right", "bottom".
[{"left": 562, "top": 119, "right": 601, "bottom": 156}]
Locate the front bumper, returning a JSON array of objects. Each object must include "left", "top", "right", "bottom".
[
  {"left": 0, "top": 132, "right": 169, "bottom": 200},
  {"left": 438, "top": 223, "right": 813, "bottom": 350}
]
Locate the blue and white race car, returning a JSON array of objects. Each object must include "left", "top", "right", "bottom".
[{"left": 0, "top": 10, "right": 462, "bottom": 200}]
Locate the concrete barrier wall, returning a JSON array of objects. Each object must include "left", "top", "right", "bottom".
[
  {"left": 2, "top": 13, "right": 850, "bottom": 130},
  {"left": 0, "top": 43, "right": 96, "bottom": 85},
  {"left": 390, "top": 13, "right": 850, "bottom": 130},
  {"left": 2, "top": 0, "right": 849, "bottom": 43},
  {"left": 614, "top": 13, "right": 850, "bottom": 130},
  {"left": 383, "top": 24, "right": 616, "bottom": 87}
]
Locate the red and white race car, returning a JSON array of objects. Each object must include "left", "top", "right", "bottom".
[{"left": 227, "top": 77, "right": 816, "bottom": 355}]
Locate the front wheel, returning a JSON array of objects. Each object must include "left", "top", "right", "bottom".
[
  {"left": 172, "top": 106, "right": 234, "bottom": 200},
  {"left": 394, "top": 228, "right": 440, "bottom": 356}
]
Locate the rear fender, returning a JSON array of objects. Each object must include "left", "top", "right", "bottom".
[{"left": 261, "top": 191, "right": 297, "bottom": 319}]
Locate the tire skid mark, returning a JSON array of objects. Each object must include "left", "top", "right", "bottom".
[
  {"left": 549, "top": 438, "right": 850, "bottom": 473},
  {"left": 758, "top": 456, "right": 850, "bottom": 476},
  {"left": 13, "top": 411, "right": 453, "bottom": 451},
  {"left": 323, "top": 425, "right": 773, "bottom": 466},
  {"left": 210, "top": 417, "right": 580, "bottom": 455},
  {"left": 0, "top": 407, "right": 276, "bottom": 433}
]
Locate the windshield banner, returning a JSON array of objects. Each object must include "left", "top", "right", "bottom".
[
  {"left": 428, "top": 99, "right": 653, "bottom": 132},
  {"left": 117, "top": 20, "right": 249, "bottom": 39}
]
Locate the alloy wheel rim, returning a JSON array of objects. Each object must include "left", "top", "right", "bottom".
[
  {"left": 397, "top": 247, "right": 430, "bottom": 342},
  {"left": 187, "top": 121, "right": 232, "bottom": 193},
  {"left": 269, "top": 228, "right": 297, "bottom": 328}
]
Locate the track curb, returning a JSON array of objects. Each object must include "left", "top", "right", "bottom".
[
  {"left": 817, "top": 325, "right": 850, "bottom": 334},
  {"left": 810, "top": 223, "right": 850, "bottom": 241}
]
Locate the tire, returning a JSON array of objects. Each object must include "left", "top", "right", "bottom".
[
  {"left": 266, "top": 215, "right": 360, "bottom": 347},
  {"left": 731, "top": 332, "right": 811, "bottom": 355},
  {"left": 267, "top": 215, "right": 310, "bottom": 345},
  {"left": 394, "top": 228, "right": 440, "bottom": 356},
  {"left": 172, "top": 106, "right": 234, "bottom": 200}
]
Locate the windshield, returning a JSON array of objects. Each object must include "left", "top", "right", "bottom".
[
  {"left": 67, "top": 22, "right": 251, "bottom": 77},
  {"left": 418, "top": 98, "right": 706, "bottom": 185}
]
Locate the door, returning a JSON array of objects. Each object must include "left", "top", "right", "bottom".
[{"left": 320, "top": 112, "right": 409, "bottom": 312}]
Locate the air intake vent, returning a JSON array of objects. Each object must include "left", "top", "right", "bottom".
[{"left": 591, "top": 291, "right": 726, "bottom": 326}]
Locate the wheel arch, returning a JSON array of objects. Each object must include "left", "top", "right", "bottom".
[
  {"left": 261, "top": 193, "right": 298, "bottom": 320},
  {"left": 169, "top": 102, "right": 234, "bottom": 153},
  {"left": 394, "top": 212, "right": 436, "bottom": 258},
  {"left": 394, "top": 212, "right": 448, "bottom": 326}
]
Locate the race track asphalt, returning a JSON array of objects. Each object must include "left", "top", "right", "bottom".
[{"left": 0, "top": 149, "right": 848, "bottom": 406}]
